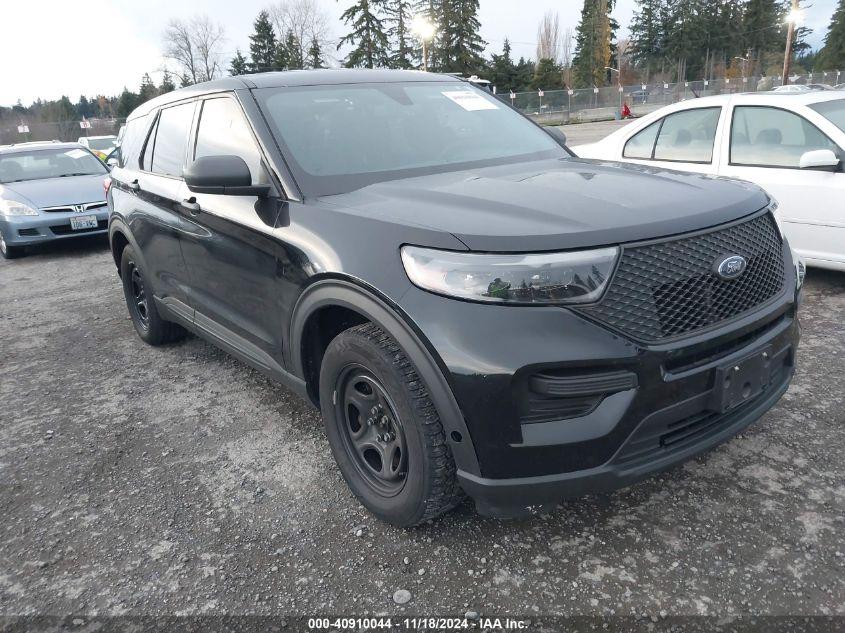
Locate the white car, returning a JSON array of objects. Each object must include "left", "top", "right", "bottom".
[{"left": 574, "top": 92, "right": 845, "bottom": 271}]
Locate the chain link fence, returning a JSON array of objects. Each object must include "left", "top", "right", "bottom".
[
  {"left": 0, "top": 118, "right": 125, "bottom": 146},
  {"left": 505, "top": 70, "right": 845, "bottom": 125}
]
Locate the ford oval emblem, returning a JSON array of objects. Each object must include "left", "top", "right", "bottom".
[{"left": 716, "top": 255, "right": 747, "bottom": 280}]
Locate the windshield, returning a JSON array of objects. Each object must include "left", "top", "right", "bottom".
[
  {"left": 0, "top": 148, "right": 107, "bottom": 184},
  {"left": 86, "top": 138, "right": 117, "bottom": 151},
  {"left": 810, "top": 99, "right": 845, "bottom": 135},
  {"left": 255, "top": 81, "right": 565, "bottom": 196}
]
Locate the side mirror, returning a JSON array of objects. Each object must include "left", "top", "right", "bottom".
[
  {"left": 798, "top": 149, "right": 840, "bottom": 170},
  {"left": 545, "top": 127, "right": 567, "bottom": 146},
  {"left": 184, "top": 155, "right": 271, "bottom": 196},
  {"left": 106, "top": 158, "right": 119, "bottom": 169}
]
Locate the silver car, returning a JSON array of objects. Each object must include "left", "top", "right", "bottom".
[{"left": 0, "top": 142, "right": 110, "bottom": 259}]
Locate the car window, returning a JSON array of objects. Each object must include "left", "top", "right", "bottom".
[
  {"left": 623, "top": 120, "right": 660, "bottom": 159},
  {"left": 809, "top": 98, "right": 845, "bottom": 135},
  {"left": 149, "top": 102, "right": 195, "bottom": 177},
  {"left": 119, "top": 115, "right": 152, "bottom": 169},
  {"left": 730, "top": 106, "right": 839, "bottom": 168},
  {"left": 653, "top": 107, "right": 720, "bottom": 163},
  {"left": 194, "top": 97, "right": 268, "bottom": 185}
]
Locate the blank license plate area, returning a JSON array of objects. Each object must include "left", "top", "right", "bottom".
[
  {"left": 714, "top": 346, "right": 773, "bottom": 413},
  {"left": 70, "top": 215, "right": 98, "bottom": 230}
]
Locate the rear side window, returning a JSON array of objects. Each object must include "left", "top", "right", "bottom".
[
  {"left": 149, "top": 102, "right": 195, "bottom": 177},
  {"left": 118, "top": 114, "right": 152, "bottom": 168},
  {"left": 653, "top": 108, "right": 720, "bottom": 163},
  {"left": 194, "top": 97, "right": 268, "bottom": 185},
  {"left": 623, "top": 120, "right": 660, "bottom": 159},
  {"left": 810, "top": 98, "right": 845, "bottom": 134},
  {"left": 731, "top": 106, "right": 840, "bottom": 168}
]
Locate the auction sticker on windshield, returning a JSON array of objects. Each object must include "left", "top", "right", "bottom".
[{"left": 441, "top": 90, "right": 498, "bottom": 111}]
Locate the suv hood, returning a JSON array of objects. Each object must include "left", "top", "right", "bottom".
[
  {"left": 319, "top": 158, "right": 769, "bottom": 251},
  {"left": 1, "top": 174, "right": 107, "bottom": 209}
]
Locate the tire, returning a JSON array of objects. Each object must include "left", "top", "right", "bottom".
[
  {"left": 319, "top": 323, "right": 465, "bottom": 527},
  {"left": 120, "top": 245, "right": 185, "bottom": 345},
  {"left": 0, "top": 230, "right": 25, "bottom": 259}
]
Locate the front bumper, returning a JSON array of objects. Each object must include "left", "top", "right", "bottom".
[
  {"left": 399, "top": 253, "right": 800, "bottom": 516},
  {"left": 0, "top": 210, "right": 109, "bottom": 246}
]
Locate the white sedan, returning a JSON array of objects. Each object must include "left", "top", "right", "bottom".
[{"left": 574, "top": 91, "right": 845, "bottom": 271}]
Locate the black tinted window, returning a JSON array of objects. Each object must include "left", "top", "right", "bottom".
[
  {"left": 150, "top": 102, "right": 194, "bottom": 177},
  {"left": 119, "top": 115, "right": 152, "bottom": 168},
  {"left": 195, "top": 97, "right": 267, "bottom": 185}
]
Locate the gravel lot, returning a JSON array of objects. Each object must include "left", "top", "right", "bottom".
[{"left": 1, "top": 227, "right": 844, "bottom": 621}]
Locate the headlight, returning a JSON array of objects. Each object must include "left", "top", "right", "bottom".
[
  {"left": 0, "top": 200, "right": 38, "bottom": 216},
  {"left": 767, "top": 196, "right": 785, "bottom": 239},
  {"left": 401, "top": 245, "right": 619, "bottom": 305}
]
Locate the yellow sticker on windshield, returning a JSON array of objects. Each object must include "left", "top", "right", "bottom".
[{"left": 441, "top": 90, "right": 499, "bottom": 111}]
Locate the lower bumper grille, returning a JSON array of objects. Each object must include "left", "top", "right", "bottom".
[{"left": 50, "top": 219, "right": 108, "bottom": 236}]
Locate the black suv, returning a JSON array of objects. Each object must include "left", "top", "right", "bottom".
[{"left": 108, "top": 70, "right": 802, "bottom": 526}]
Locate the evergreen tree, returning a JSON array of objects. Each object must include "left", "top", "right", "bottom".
[
  {"left": 573, "top": 0, "right": 614, "bottom": 87},
  {"left": 513, "top": 56, "right": 535, "bottom": 91},
  {"left": 489, "top": 39, "right": 518, "bottom": 92},
  {"left": 629, "top": 0, "right": 664, "bottom": 78},
  {"left": 138, "top": 73, "right": 159, "bottom": 104},
  {"left": 116, "top": 88, "right": 140, "bottom": 118},
  {"left": 250, "top": 10, "right": 279, "bottom": 72},
  {"left": 308, "top": 37, "right": 326, "bottom": 69},
  {"left": 229, "top": 49, "right": 249, "bottom": 76},
  {"left": 76, "top": 95, "right": 93, "bottom": 119},
  {"left": 274, "top": 38, "right": 290, "bottom": 70},
  {"left": 159, "top": 70, "right": 176, "bottom": 93},
  {"left": 742, "top": 0, "right": 784, "bottom": 75},
  {"left": 286, "top": 30, "right": 305, "bottom": 69},
  {"left": 386, "top": 0, "right": 415, "bottom": 69},
  {"left": 439, "top": 0, "right": 486, "bottom": 75},
  {"left": 531, "top": 58, "right": 564, "bottom": 90},
  {"left": 818, "top": 0, "right": 845, "bottom": 70},
  {"left": 338, "top": 0, "right": 390, "bottom": 68}
]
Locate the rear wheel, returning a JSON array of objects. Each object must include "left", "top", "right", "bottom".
[
  {"left": 120, "top": 245, "right": 185, "bottom": 345},
  {"left": 319, "top": 323, "right": 464, "bottom": 526},
  {"left": 0, "top": 230, "right": 25, "bottom": 259}
]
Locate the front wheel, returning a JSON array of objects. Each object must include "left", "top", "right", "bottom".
[
  {"left": 0, "top": 230, "right": 25, "bottom": 259},
  {"left": 319, "top": 323, "right": 464, "bottom": 526},
  {"left": 120, "top": 245, "right": 185, "bottom": 345}
]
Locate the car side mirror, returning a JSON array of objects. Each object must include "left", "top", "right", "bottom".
[
  {"left": 184, "top": 155, "right": 271, "bottom": 197},
  {"left": 545, "top": 127, "right": 567, "bottom": 147},
  {"left": 798, "top": 149, "right": 840, "bottom": 170},
  {"left": 106, "top": 158, "right": 119, "bottom": 169}
]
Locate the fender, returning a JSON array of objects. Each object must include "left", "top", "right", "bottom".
[
  {"left": 108, "top": 215, "right": 146, "bottom": 275},
  {"left": 290, "top": 278, "right": 482, "bottom": 476}
]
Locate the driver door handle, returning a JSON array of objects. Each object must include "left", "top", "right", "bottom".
[
  {"left": 129, "top": 180, "right": 140, "bottom": 193},
  {"left": 181, "top": 198, "right": 201, "bottom": 215}
]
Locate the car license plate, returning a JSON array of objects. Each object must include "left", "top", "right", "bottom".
[
  {"left": 69, "top": 215, "right": 98, "bottom": 230},
  {"left": 713, "top": 346, "right": 773, "bottom": 413}
]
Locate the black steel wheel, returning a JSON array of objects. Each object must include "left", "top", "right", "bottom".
[
  {"left": 336, "top": 365, "right": 408, "bottom": 497},
  {"left": 319, "top": 323, "right": 464, "bottom": 526},
  {"left": 119, "top": 245, "right": 186, "bottom": 345}
]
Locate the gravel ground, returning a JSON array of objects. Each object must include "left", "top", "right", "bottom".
[{"left": 1, "top": 233, "right": 844, "bottom": 622}]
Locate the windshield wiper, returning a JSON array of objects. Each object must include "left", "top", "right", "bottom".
[{"left": 59, "top": 172, "right": 95, "bottom": 177}]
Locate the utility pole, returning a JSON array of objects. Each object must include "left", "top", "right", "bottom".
[{"left": 782, "top": 0, "right": 802, "bottom": 86}]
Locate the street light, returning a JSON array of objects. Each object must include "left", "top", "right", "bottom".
[
  {"left": 782, "top": 1, "right": 804, "bottom": 86},
  {"left": 410, "top": 15, "right": 436, "bottom": 72},
  {"left": 605, "top": 67, "right": 622, "bottom": 112}
]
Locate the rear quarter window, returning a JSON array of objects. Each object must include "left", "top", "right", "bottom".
[{"left": 118, "top": 114, "right": 152, "bottom": 169}]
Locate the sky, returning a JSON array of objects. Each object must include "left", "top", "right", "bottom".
[{"left": 0, "top": 0, "right": 837, "bottom": 107}]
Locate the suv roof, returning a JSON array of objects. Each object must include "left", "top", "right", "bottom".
[{"left": 128, "top": 69, "right": 464, "bottom": 120}]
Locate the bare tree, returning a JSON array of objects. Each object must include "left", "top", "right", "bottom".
[
  {"left": 163, "top": 15, "right": 226, "bottom": 85},
  {"left": 561, "top": 27, "right": 573, "bottom": 86},
  {"left": 536, "top": 10, "right": 560, "bottom": 62},
  {"left": 268, "top": 0, "right": 334, "bottom": 68}
]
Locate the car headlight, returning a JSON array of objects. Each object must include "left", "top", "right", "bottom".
[
  {"left": 401, "top": 245, "right": 619, "bottom": 305},
  {"left": 0, "top": 200, "right": 38, "bottom": 216}
]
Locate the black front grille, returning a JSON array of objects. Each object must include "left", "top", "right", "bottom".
[{"left": 578, "top": 213, "right": 785, "bottom": 342}]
